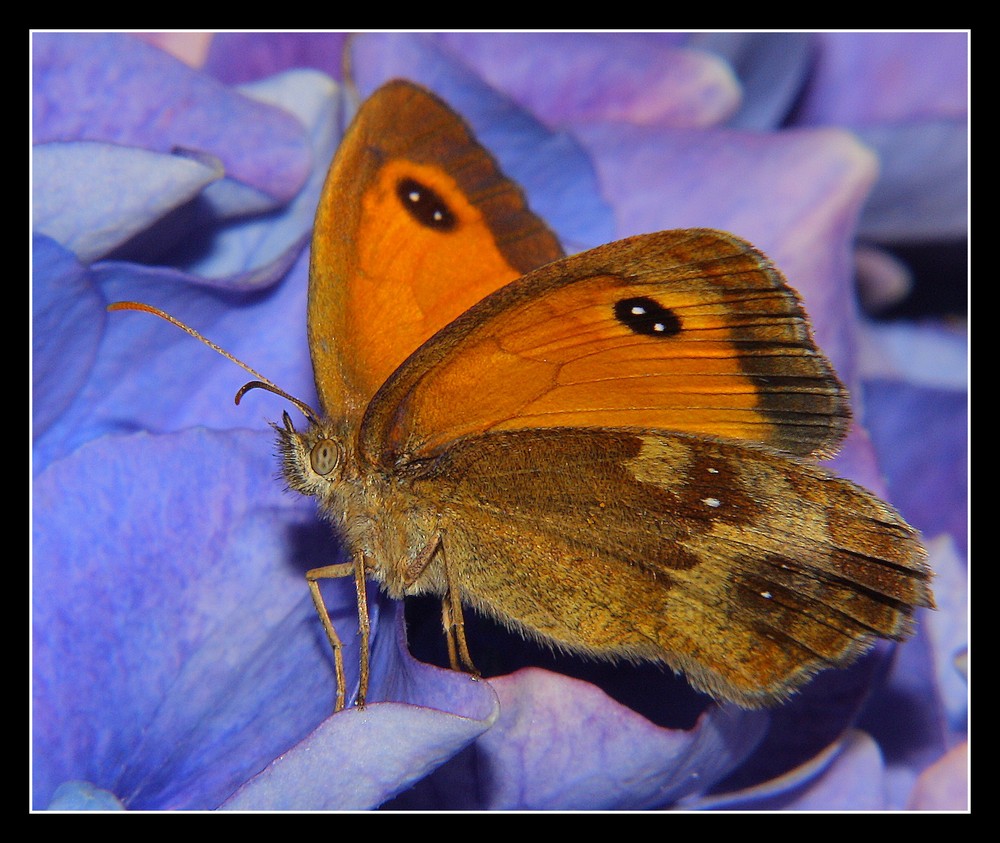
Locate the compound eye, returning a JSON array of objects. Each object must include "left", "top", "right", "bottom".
[{"left": 310, "top": 439, "right": 341, "bottom": 476}]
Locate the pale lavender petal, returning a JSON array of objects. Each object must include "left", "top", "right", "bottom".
[
  {"left": 33, "top": 142, "right": 222, "bottom": 263},
  {"left": 907, "top": 742, "right": 968, "bottom": 811},
  {"left": 350, "top": 32, "right": 615, "bottom": 253},
  {"left": 859, "top": 318, "right": 967, "bottom": 391},
  {"left": 222, "top": 699, "right": 497, "bottom": 810},
  {"left": 796, "top": 33, "right": 967, "bottom": 125},
  {"left": 131, "top": 33, "right": 214, "bottom": 68},
  {"left": 920, "top": 538, "right": 968, "bottom": 733},
  {"left": 204, "top": 32, "right": 350, "bottom": 84},
  {"left": 430, "top": 32, "right": 740, "bottom": 129},
  {"left": 47, "top": 781, "right": 127, "bottom": 810},
  {"left": 33, "top": 32, "right": 311, "bottom": 203}
]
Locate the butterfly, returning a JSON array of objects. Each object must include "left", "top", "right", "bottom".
[{"left": 112, "top": 79, "right": 933, "bottom": 713}]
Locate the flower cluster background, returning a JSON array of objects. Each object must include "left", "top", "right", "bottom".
[{"left": 32, "top": 31, "right": 968, "bottom": 811}]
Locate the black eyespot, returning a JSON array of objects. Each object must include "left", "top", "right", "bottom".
[
  {"left": 614, "top": 296, "right": 681, "bottom": 337},
  {"left": 396, "top": 177, "right": 457, "bottom": 231}
]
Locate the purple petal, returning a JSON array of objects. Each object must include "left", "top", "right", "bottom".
[
  {"left": 429, "top": 33, "right": 740, "bottom": 129},
  {"left": 204, "top": 33, "right": 350, "bottom": 85},
  {"left": 861, "top": 377, "right": 968, "bottom": 555},
  {"left": 33, "top": 32, "right": 311, "bottom": 203},
  {"left": 796, "top": 33, "right": 967, "bottom": 125},
  {"left": 793, "top": 33, "right": 968, "bottom": 244}
]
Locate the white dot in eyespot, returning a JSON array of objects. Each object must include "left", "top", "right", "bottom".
[
  {"left": 433, "top": 210, "right": 443, "bottom": 221},
  {"left": 653, "top": 323, "right": 665, "bottom": 332},
  {"left": 761, "top": 591, "right": 773, "bottom": 599},
  {"left": 408, "top": 190, "right": 420, "bottom": 203},
  {"left": 631, "top": 305, "right": 646, "bottom": 315},
  {"left": 707, "top": 467, "right": 719, "bottom": 474},
  {"left": 703, "top": 497, "right": 721, "bottom": 508}
]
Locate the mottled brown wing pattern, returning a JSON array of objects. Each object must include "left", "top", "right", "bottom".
[{"left": 408, "top": 426, "right": 932, "bottom": 706}]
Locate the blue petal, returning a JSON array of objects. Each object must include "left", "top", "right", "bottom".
[
  {"left": 33, "top": 142, "right": 222, "bottom": 263},
  {"left": 32, "top": 235, "right": 104, "bottom": 440},
  {"left": 46, "top": 781, "right": 127, "bottom": 810},
  {"left": 222, "top": 698, "right": 497, "bottom": 810},
  {"left": 34, "top": 251, "right": 315, "bottom": 475}
]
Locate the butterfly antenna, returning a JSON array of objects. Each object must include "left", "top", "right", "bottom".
[{"left": 107, "top": 301, "right": 322, "bottom": 425}]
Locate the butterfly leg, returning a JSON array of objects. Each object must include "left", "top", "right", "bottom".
[
  {"left": 403, "top": 533, "right": 480, "bottom": 678},
  {"left": 306, "top": 557, "right": 370, "bottom": 712},
  {"left": 439, "top": 539, "right": 480, "bottom": 679}
]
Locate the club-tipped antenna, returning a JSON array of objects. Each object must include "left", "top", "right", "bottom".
[{"left": 106, "top": 301, "right": 322, "bottom": 425}]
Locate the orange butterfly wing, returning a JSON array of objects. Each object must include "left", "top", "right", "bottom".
[
  {"left": 360, "top": 229, "right": 851, "bottom": 467},
  {"left": 307, "top": 80, "right": 563, "bottom": 423}
]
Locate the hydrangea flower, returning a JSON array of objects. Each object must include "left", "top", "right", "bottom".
[{"left": 32, "top": 32, "right": 967, "bottom": 811}]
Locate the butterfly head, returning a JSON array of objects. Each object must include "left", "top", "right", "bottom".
[{"left": 274, "top": 409, "right": 356, "bottom": 496}]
